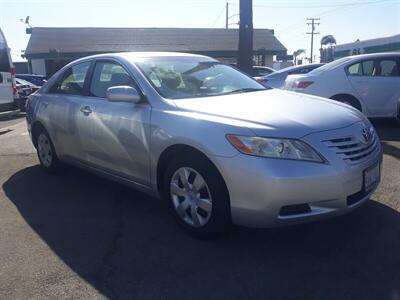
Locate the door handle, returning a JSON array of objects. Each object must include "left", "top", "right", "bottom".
[
  {"left": 42, "top": 101, "right": 49, "bottom": 107},
  {"left": 80, "top": 106, "right": 92, "bottom": 115}
]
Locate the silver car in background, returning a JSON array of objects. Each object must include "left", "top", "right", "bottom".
[
  {"left": 258, "top": 63, "right": 324, "bottom": 88},
  {"left": 26, "top": 52, "right": 382, "bottom": 238}
]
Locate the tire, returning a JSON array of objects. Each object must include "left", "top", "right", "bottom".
[
  {"left": 331, "top": 94, "right": 362, "bottom": 111},
  {"left": 35, "top": 128, "right": 60, "bottom": 173},
  {"left": 162, "top": 153, "right": 231, "bottom": 238}
]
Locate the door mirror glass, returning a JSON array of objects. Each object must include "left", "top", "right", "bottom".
[{"left": 106, "top": 86, "right": 141, "bottom": 103}]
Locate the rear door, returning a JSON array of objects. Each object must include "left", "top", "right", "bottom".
[
  {"left": 42, "top": 61, "right": 92, "bottom": 160},
  {"left": 78, "top": 59, "right": 152, "bottom": 185},
  {"left": 347, "top": 57, "right": 400, "bottom": 117}
]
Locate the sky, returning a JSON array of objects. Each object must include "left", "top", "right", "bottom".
[{"left": 0, "top": 0, "right": 399, "bottom": 62}]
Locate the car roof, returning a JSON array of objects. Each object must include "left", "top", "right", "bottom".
[
  {"left": 343, "top": 52, "right": 400, "bottom": 60},
  {"left": 75, "top": 51, "right": 216, "bottom": 63}
]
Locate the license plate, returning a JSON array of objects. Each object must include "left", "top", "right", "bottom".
[{"left": 364, "top": 163, "right": 380, "bottom": 192}]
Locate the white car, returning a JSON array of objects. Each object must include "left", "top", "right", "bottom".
[
  {"left": 0, "top": 28, "right": 16, "bottom": 112},
  {"left": 284, "top": 53, "right": 400, "bottom": 121}
]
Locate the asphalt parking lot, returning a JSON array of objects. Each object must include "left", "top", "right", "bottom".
[{"left": 0, "top": 114, "right": 399, "bottom": 300}]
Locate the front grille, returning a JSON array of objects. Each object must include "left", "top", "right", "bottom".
[{"left": 323, "top": 129, "right": 379, "bottom": 164}]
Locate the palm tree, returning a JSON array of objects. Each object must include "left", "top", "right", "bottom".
[
  {"left": 320, "top": 35, "right": 337, "bottom": 63},
  {"left": 293, "top": 49, "right": 306, "bottom": 65},
  {"left": 321, "top": 35, "right": 337, "bottom": 47}
]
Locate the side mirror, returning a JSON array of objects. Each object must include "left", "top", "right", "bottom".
[{"left": 106, "top": 86, "right": 141, "bottom": 103}]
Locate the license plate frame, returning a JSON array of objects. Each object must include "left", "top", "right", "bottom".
[{"left": 364, "top": 163, "right": 380, "bottom": 192}]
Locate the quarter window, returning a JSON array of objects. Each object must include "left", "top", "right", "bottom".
[
  {"left": 89, "top": 62, "right": 136, "bottom": 98},
  {"left": 347, "top": 63, "right": 363, "bottom": 75},
  {"left": 50, "top": 62, "right": 90, "bottom": 95}
]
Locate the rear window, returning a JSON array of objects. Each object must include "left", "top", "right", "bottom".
[{"left": 308, "top": 57, "right": 352, "bottom": 75}]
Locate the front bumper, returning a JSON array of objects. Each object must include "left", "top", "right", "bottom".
[{"left": 212, "top": 123, "right": 383, "bottom": 228}]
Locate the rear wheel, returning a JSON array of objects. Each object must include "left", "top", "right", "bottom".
[
  {"left": 35, "top": 129, "right": 60, "bottom": 173},
  {"left": 163, "top": 154, "right": 231, "bottom": 238}
]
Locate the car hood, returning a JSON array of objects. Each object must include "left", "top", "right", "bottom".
[{"left": 172, "top": 89, "right": 364, "bottom": 138}]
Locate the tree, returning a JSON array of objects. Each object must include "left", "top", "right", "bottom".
[
  {"left": 321, "top": 35, "right": 337, "bottom": 47},
  {"left": 293, "top": 49, "right": 306, "bottom": 65},
  {"left": 237, "top": 0, "right": 253, "bottom": 75},
  {"left": 320, "top": 35, "right": 336, "bottom": 63}
]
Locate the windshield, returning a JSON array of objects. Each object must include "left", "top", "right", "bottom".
[{"left": 136, "top": 57, "right": 266, "bottom": 99}]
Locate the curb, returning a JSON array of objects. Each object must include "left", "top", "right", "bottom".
[{"left": 0, "top": 110, "right": 20, "bottom": 120}]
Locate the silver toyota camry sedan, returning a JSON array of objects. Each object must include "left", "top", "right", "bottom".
[{"left": 26, "top": 52, "right": 382, "bottom": 237}]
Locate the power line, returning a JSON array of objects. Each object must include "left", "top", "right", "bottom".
[
  {"left": 229, "top": 0, "right": 398, "bottom": 8},
  {"left": 210, "top": 4, "right": 226, "bottom": 28},
  {"left": 306, "top": 17, "right": 320, "bottom": 63}
]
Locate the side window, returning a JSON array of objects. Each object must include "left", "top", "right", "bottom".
[
  {"left": 361, "top": 60, "right": 374, "bottom": 76},
  {"left": 376, "top": 59, "right": 399, "bottom": 77},
  {"left": 89, "top": 61, "right": 136, "bottom": 98},
  {"left": 347, "top": 62, "right": 363, "bottom": 76},
  {"left": 49, "top": 62, "right": 90, "bottom": 95}
]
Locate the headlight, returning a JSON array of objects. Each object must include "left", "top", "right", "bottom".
[{"left": 226, "top": 134, "right": 324, "bottom": 162}]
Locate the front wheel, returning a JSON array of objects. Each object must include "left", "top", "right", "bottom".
[{"left": 163, "top": 154, "right": 231, "bottom": 238}]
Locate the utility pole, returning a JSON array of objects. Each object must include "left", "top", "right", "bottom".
[
  {"left": 225, "top": 2, "right": 229, "bottom": 29},
  {"left": 237, "top": 0, "right": 253, "bottom": 74},
  {"left": 306, "top": 18, "right": 320, "bottom": 63}
]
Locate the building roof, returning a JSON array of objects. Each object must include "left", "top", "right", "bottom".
[{"left": 25, "top": 27, "right": 287, "bottom": 58}]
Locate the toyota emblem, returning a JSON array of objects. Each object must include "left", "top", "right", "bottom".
[{"left": 362, "top": 128, "right": 371, "bottom": 143}]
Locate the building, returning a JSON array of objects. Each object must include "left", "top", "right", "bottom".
[
  {"left": 13, "top": 61, "right": 29, "bottom": 74},
  {"left": 334, "top": 34, "right": 400, "bottom": 59},
  {"left": 24, "top": 27, "right": 287, "bottom": 77}
]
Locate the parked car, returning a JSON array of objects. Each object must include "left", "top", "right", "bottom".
[
  {"left": 0, "top": 28, "right": 17, "bottom": 112},
  {"left": 16, "top": 74, "right": 47, "bottom": 86},
  {"left": 15, "top": 78, "right": 39, "bottom": 111},
  {"left": 26, "top": 52, "right": 382, "bottom": 238},
  {"left": 258, "top": 63, "right": 324, "bottom": 88},
  {"left": 284, "top": 53, "right": 400, "bottom": 121},
  {"left": 230, "top": 64, "right": 275, "bottom": 78},
  {"left": 252, "top": 66, "right": 275, "bottom": 76}
]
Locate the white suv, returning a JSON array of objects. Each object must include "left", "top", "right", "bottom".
[
  {"left": 284, "top": 53, "right": 400, "bottom": 121},
  {"left": 0, "top": 28, "right": 16, "bottom": 112}
]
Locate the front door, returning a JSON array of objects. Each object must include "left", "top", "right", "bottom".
[{"left": 78, "top": 60, "right": 152, "bottom": 186}]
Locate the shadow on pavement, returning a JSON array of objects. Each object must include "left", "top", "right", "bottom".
[
  {"left": 3, "top": 121, "right": 400, "bottom": 299},
  {"left": 3, "top": 164, "right": 400, "bottom": 300}
]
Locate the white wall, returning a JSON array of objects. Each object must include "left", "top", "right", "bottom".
[
  {"left": 30, "top": 59, "right": 46, "bottom": 76},
  {"left": 264, "top": 55, "right": 273, "bottom": 67}
]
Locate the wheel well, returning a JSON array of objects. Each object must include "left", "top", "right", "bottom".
[
  {"left": 31, "top": 122, "right": 47, "bottom": 148},
  {"left": 156, "top": 144, "right": 219, "bottom": 193},
  {"left": 330, "top": 94, "right": 362, "bottom": 111}
]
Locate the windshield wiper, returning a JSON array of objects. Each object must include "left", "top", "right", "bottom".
[{"left": 224, "top": 88, "right": 266, "bottom": 95}]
